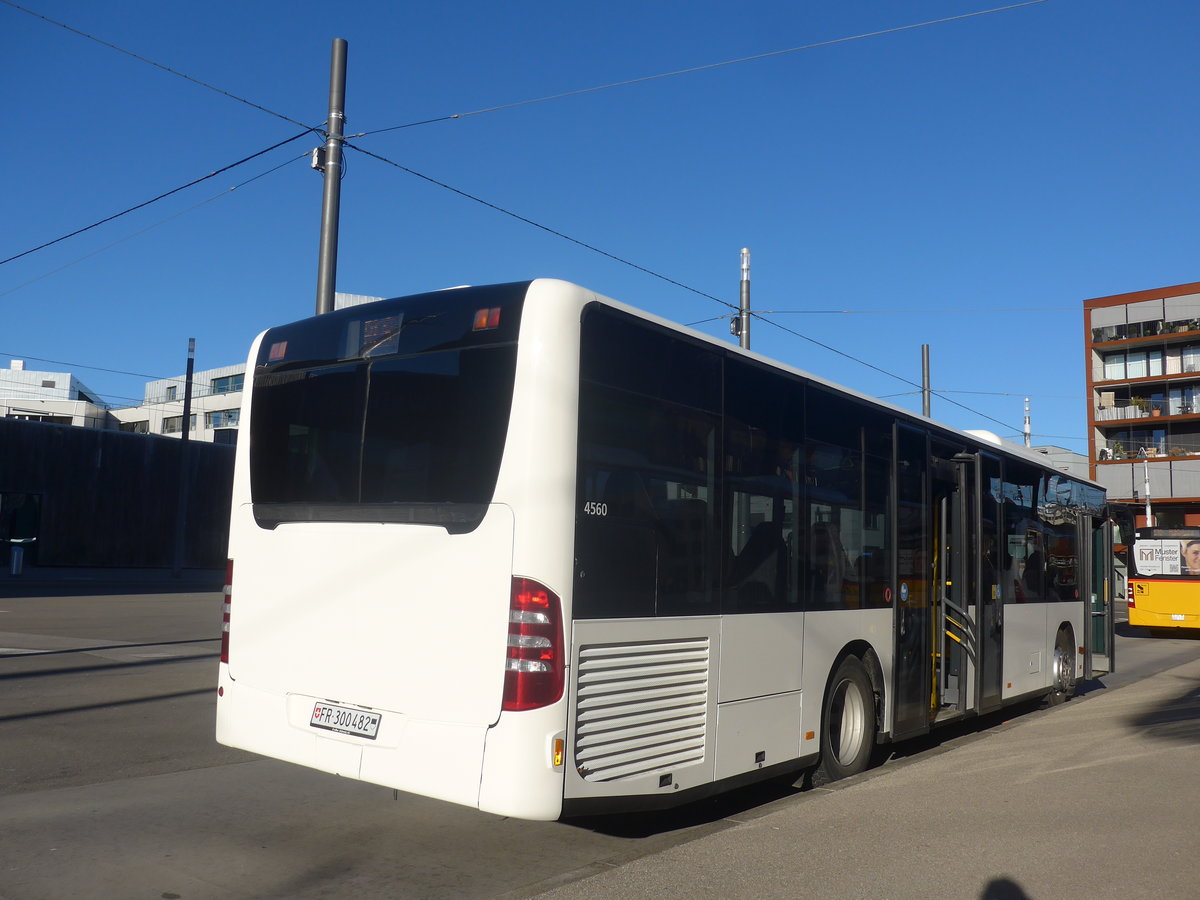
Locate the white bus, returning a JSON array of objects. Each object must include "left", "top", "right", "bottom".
[{"left": 216, "top": 279, "right": 1115, "bottom": 820}]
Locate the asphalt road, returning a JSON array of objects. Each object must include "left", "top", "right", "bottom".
[{"left": 1, "top": 588, "right": 1197, "bottom": 899}]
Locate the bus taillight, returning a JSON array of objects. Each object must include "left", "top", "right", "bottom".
[
  {"left": 503, "top": 577, "right": 564, "bottom": 711},
  {"left": 221, "top": 559, "right": 233, "bottom": 664}
]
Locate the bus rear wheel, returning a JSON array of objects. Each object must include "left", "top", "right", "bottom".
[
  {"left": 1047, "top": 627, "right": 1076, "bottom": 706},
  {"left": 815, "top": 655, "right": 876, "bottom": 783}
]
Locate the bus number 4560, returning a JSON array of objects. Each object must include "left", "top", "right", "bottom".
[{"left": 583, "top": 501, "right": 608, "bottom": 517}]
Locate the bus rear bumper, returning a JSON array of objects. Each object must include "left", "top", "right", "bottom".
[
  {"left": 1128, "top": 608, "right": 1200, "bottom": 630},
  {"left": 216, "top": 668, "right": 488, "bottom": 812}
]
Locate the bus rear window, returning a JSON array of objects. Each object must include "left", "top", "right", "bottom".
[{"left": 250, "top": 345, "right": 518, "bottom": 529}]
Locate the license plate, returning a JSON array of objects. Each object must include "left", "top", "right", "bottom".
[{"left": 310, "top": 701, "right": 381, "bottom": 740}]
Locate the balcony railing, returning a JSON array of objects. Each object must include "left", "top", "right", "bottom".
[
  {"left": 1095, "top": 402, "right": 1196, "bottom": 421},
  {"left": 1099, "top": 440, "right": 1200, "bottom": 461}
]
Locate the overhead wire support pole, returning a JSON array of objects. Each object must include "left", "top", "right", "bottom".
[
  {"left": 922, "top": 344, "right": 931, "bottom": 417},
  {"left": 171, "top": 338, "right": 196, "bottom": 578},
  {"left": 315, "top": 38, "right": 348, "bottom": 315},
  {"left": 732, "top": 248, "right": 750, "bottom": 349}
]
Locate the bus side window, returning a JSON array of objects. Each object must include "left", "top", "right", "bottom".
[{"left": 574, "top": 468, "right": 658, "bottom": 619}]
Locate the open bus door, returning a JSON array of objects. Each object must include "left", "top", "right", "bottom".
[
  {"left": 931, "top": 450, "right": 1005, "bottom": 721},
  {"left": 932, "top": 454, "right": 976, "bottom": 720},
  {"left": 1085, "top": 517, "right": 1116, "bottom": 677},
  {"left": 931, "top": 451, "right": 1005, "bottom": 722},
  {"left": 893, "top": 433, "right": 1000, "bottom": 739}
]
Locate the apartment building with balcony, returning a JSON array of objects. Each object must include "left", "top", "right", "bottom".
[{"left": 1086, "top": 280, "right": 1200, "bottom": 526}]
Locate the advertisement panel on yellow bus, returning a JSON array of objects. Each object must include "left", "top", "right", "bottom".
[{"left": 1128, "top": 529, "right": 1200, "bottom": 631}]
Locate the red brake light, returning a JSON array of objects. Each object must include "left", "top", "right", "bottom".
[
  {"left": 502, "top": 577, "right": 564, "bottom": 711},
  {"left": 221, "top": 559, "right": 233, "bottom": 664}
]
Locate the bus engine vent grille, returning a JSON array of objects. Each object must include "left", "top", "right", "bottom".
[{"left": 573, "top": 638, "right": 709, "bottom": 783}]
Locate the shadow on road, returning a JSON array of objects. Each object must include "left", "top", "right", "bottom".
[
  {"left": 563, "top": 770, "right": 806, "bottom": 838},
  {"left": 1128, "top": 676, "right": 1200, "bottom": 744},
  {"left": 565, "top": 696, "right": 1057, "bottom": 839}
]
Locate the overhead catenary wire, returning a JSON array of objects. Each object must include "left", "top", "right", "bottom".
[
  {"left": 0, "top": 151, "right": 310, "bottom": 298},
  {"left": 2, "top": 0, "right": 1061, "bottom": 438},
  {"left": 343, "top": 141, "right": 738, "bottom": 312},
  {"left": 0, "top": 130, "right": 315, "bottom": 267},
  {"left": 752, "top": 311, "right": 1026, "bottom": 435},
  {"left": 2, "top": 0, "right": 316, "bottom": 132},
  {"left": 352, "top": 0, "right": 1056, "bottom": 138},
  {"left": 756, "top": 306, "right": 1076, "bottom": 315}
]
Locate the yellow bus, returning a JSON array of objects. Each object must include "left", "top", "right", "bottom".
[{"left": 1128, "top": 527, "right": 1200, "bottom": 631}]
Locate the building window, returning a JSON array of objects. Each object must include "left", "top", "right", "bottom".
[
  {"left": 1103, "top": 352, "right": 1124, "bottom": 380},
  {"left": 118, "top": 420, "right": 150, "bottom": 434},
  {"left": 205, "top": 409, "right": 240, "bottom": 428},
  {"left": 210, "top": 374, "right": 244, "bottom": 395},
  {"left": 6, "top": 413, "right": 70, "bottom": 425},
  {"left": 162, "top": 414, "right": 196, "bottom": 434},
  {"left": 1182, "top": 345, "right": 1200, "bottom": 374},
  {"left": 41, "top": 380, "right": 56, "bottom": 388},
  {"left": 1102, "top": 349, "right": 1164, "bottom": 381},
  {"left": 165, "top": 385, "right": 178, "bottom": 401}
]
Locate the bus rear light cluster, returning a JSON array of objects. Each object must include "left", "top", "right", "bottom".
[
  {"left": 503, "top": 577, "right": 564, "bottom": 711},
  {"left": 220, "top": 559, "right": 233, "bottom": 664},
  {"left": 473, "top": 307, "right": 501, "bottom": 331}
]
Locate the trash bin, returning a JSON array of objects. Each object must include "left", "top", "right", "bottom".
[{"left": 8, "top": 538, "right": 34, "bottom": 576}]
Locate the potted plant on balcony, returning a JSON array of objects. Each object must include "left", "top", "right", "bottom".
[{"left": 1131, "top": 397, "right": 1150, "bottom": 416}]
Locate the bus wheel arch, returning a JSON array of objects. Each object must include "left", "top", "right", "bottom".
[
  {"left": 814, "top": 645, "right": 881, "bottom": 784},
  {"left": 1048, "top": 623, "right": 1077, "bottom": 705}
]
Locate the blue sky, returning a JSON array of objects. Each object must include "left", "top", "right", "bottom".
[{"left": 3, "top": 0, "right": 1197, "bottom": 449}]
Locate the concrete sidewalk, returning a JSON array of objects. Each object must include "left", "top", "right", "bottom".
[{"left": 535, "top": 659, "right": 1200, "bottom": 899}]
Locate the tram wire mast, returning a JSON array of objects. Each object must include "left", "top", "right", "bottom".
[
  {"left": 730, "top": 248, "right": 751, "bottom": 349},
  {"left": 921, "top": 345, "right": 931, "bottom": 417},
  {"left": 171, "top": 338, "right": 196, "bottom": 578},
  {"left": 1023, "top": 397, "right": 1032, "bottom": 447},
  {"left": 314, "top": 38, "right": 348, "bottom": 315}
]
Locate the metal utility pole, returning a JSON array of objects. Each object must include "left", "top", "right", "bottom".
[
  {"left": 921, "top": 345, "right": 931, "bottom": 417},
  {"left": 1023, "top": 397, "right": 1032, "bottom": 447},
  {"left": 171, "top": 338, "right": 196, "bottom": 577},
  {"left": 730, "top": 248, "right": 751, "bottom": 349},
  {"left": 315, "top": 38, "right": 348, "bottom": 316},
  {"left": 1143, "top": 457, "right": 1154, "bottom": 527}
]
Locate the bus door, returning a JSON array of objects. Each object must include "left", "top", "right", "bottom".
[
  {"left": 1084, "top": 517, "right": 1115, "bottom": 677},
  {"left": 931, "top": 453, "right": 982, "bottom": 721},
  {"left": 892, "top": 426, "right": 931, "bottom": 740},
  {"left": 977, "top": 454, "right": 1003, "bottom": 712}
]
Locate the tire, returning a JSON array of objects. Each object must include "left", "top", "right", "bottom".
[
  {"left": 1047, "top": 627, "right": 1076, "bottom": 706},
  {"left": 815, "top": 655, "right": 876, "bottom": 783}
]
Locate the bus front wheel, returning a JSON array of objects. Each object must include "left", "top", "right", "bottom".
[{"left": 815, "top": 655, "right": 876, "bottom": 783}]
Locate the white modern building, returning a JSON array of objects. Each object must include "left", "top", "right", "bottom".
[
  {"left": 4, "top": 293, "right": 385, "bottom": 446},
  {"left": 0, "top": 361, "right": 108, "bottom": 428},
  {"left": 109, "top": 364, "right": 246, "bottom": 445}
]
